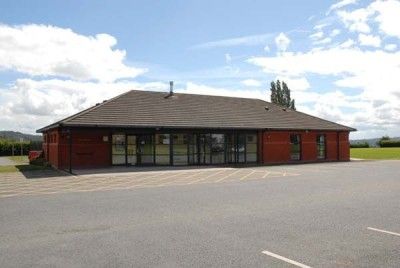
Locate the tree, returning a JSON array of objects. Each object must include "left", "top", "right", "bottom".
[
  {"left": 270, "top": 81, "right": 277, "bottom": 103},
  {"left": 269, "top": 80, "right": 296, "bottom": 110},
  {"left": 377, "top": 135, "right": 390, "bottom": 147}
]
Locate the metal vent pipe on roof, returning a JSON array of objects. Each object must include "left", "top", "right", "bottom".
[{"left": 169, "top": 81, "right": 174, "bottom": 94}]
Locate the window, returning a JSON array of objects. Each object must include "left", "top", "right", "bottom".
[
  {"left": 200, "top": 134, "right": 211, "bottom": 164},
  {"left": 290, "top": 134, "right": 301, "bottom": 161},
  {"left": 127, "top": 135, "right": 136, "bottom": 165},
  {"left": 173, "top": 134, "right": 188, "bottom": 165},
  {"left": 246, "top": 134, "right": 257, "bottom": 162},
  {"left": 237, "top": 134, "right": 246, "bottom": 163},
  {"left": 138, "top": 135, "right": 154, "bottom": 164},
  {"left": 226, "top": 134, "right": 236, "bottom": 163},
  {"left": 112, "top": 134, "right": 126, "bottom": 165},
  {"left": 211, "top": 134, "right": 225, "bottom": 164},
  {"left": 155, "top": 134, "right": 170, "bottom": 165},
  {"left": 188, "top": 134, "right": 198, "bottom": 165},
  {"left": 316, "top": 134, "right": 326, "bottom": 159}
]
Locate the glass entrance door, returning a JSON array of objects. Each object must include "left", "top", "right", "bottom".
[
  {"left": 127, "top": 135, "right": 137, "bottom": 165},
  {"left": 188, "top": 134, "right": 198, "bottom": 165},
  {"left": 137, "top": 134, "right": 154, "bottom": 165},
  {"left": 198, "top": 134, "right": 211, "bottom": 164}
]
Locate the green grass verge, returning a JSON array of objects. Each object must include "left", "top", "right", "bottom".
[
  {"left": 8, "top": 155, "right": 29, "bottom": 164},
  {"left": 350, "top": 148, "right": 400, "bottom": 160},
  {"left": 0, "top": 164, "right": 50, "bottom": 173}
]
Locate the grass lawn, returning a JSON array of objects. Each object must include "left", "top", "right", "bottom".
[
  {"left": 351, "top": 148, "right": 400, "bottom": 160},
  {"left": 0, "top": 164, "right": 50, "bottom": 173},
  {"left": 8, "top": 155, "right": 29, "bottom": 164},
  {"left": 0, "top": 156, "right": 49, "bottom": 173}
]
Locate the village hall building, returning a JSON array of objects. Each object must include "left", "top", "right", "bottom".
[{"left": 37, "top": 87, "right": 355, "bottom": 171}]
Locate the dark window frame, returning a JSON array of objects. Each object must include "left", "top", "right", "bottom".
[
  {"left": 316, "top": 134, "right": 327, "bottom": 160},
  {"left": 289, "top": 133, "right": 302, "bottom": 161}
]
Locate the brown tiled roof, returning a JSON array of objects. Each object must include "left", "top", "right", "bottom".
[{"left": 37, "top": 90, "right": 355, "bottom": 132}]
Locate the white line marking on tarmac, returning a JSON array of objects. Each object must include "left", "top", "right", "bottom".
[
  {"left": 262, "top": 250, "right": 312, "bottom": 268},
  {"left": 239, "top": 170, "right": 256, "bottom": 180},
  {"left": 367, "top": 227, "right": 400, "bottom": 237},
  {"left": 262, "top": 171, "right": 270, "bottom": 178},
  {"left": 187, "top": 170, "right": 227, "bottom": 184},
  {"left": 215, "top": 169, "right": 243, "bottom": 182}
]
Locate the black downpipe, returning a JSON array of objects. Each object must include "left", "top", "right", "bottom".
[{"left": 69, "top": 128, "right": 72, "bottom": 174}]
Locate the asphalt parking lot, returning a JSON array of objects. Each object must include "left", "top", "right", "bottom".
[{"left": 1, "top": 160, "right": 399, "bottom": 267}]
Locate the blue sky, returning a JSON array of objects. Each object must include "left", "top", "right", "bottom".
[{"left": 0, "top": 0, "right": 399, "bottom": 138}]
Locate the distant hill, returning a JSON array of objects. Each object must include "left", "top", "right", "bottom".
[
  {"left": 351, "top": 137, "right": 400, "bottom": 147},
  {"left": 0, "top": 131, "right": 42, "bottom": 142}
]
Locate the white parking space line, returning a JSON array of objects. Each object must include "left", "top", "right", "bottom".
[
  {"left": 262, "top": 171, "right": 270, "bottom": 178},
  {"left": 215, "top": 169, "right": 244, "bottom": 182},
  {"left": 262, "top": 250, "right": 312, "bottom": 268},
  {"left": 239, "top": 170, "right": 256, "bottom": 181},
  {"left": 367, "top": 227, "right": 400, "bottom": 237},
  {"left": 187, "top": 170, "right": 227, "bottom": 184}
]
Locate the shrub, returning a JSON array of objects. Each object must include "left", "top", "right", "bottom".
[
  {"left": 0, "top": 140, "right": 42, "bottom": 156},
  {"left": 350, "top": 142, "right": 370, "bottom": 148},
  {"left": 377, "top": 135, "right": 391, "bottom": 147},
  {"left": 379, "top": 140, "right": 400, "bottom": 148}
]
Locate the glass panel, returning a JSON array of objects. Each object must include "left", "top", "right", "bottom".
[
  {"left": 188, "top": 134, "right": 198, "bottom": 165},
  {"left": 237, "top": 134, "right": 246, "bottom": 163},
  {"left": 173, "top": 134, "right": 188, "bottom": 165},
  {"left": 211, "top": 134, "right": 225, "bottom": 164},
  {"left": 127, "top": 135, "right": 136, "bottom": 165},
  {"left": 246, "top": 153, "right": 257, "bottom": 162},
  {"left": 246, "top": 143, "right": 257, "bottom": 153},
  {"left": 226, "top": 134, "right": 236, "bottom": 163},
  {"left": 138, "top": 135, "right": 154, "bottom": 164},
  {"left": 155, "top": 134, "right": 170, "bottom": 165},
  {"left": 246, "top": 134, "right": 257, "bottom": 162},
  {"left": 290, "top": 134, "right": 301, "bottom": 160},
  {"left": 198, "top": 134, "right": 211, "bottom": 164},
  {"left": 316, "top": 134, "right": 326, "bottom": 159},
  {"left": 112, "top": 134, "right": 126, "bottom": 165},
  {"left": 112, "top": 155, "right": 125, "bottom": 165},
  {"left": 127, "top": 155, "right": 137, "bottom": 165}
]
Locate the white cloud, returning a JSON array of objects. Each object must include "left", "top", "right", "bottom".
[
  {"left": 241, "top": 79, "right": 262, "bottom": 87},
  {"left": 264, "top": 45, "right": 270, "bottom": 52},
  {"left": 337, "top": 0, "right": 400, "bottom": 38},
  {"left": 328, "top": 0, "right": 358, "bottom": 13},
  {"left": 275, "top": 33, "right": 291, "bottom": 52},
  {"left": 384, "top": 43, "right": 398, "bottom": 51},
  {"left": 225, "top": 53, "right": 232, "bottom": 64},
  {"left": 191, "top": 33, "right": 275, "bottom": 49},
  {"left": 358, "top": 33, "right": 381, "bottom": 47},
  {"left": 310, "top": 31, "right": 324, "bottom": 40},
  {"left": 313, "top": 37, "right": 332, "bottom": 45},
  {"left": 330, "top": 29, "right": 341, "bottom": 37},
  {"left": 370, "top": 0, "right": 400, "bottom": 38},
  {"left": 177, "top": 82, "right": 266, "bottom": 100},
  {"left": 275, "top": 76, "right": 310, "bottom": 91},
  {"left": 0, "top": 79, "right": 167, "bottom": 134},
  {"left": 247, "top": 47, "right": 400, "bottom": 137},
  {"left": 339, "top": 38, "right": 356, "bottom": 48},
  {"left": 337, "top": 7, "right": 374, "bottom": 33},
  {"left": 313, "top": 23, "right": 329, "bottom": 30},
  {"left": 0, "top": 24, "right": 146, "bottom": 82}
]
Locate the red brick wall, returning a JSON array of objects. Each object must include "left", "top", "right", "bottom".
[
  {"left": 262, "top": 130, "right": 350, "bottom": 164},
  {"left": 42, "top": 127, "right": 350, "bottom": 169},
  {"left": 58, "top": 129, "right": 111, "bottom": 169},
  {"left": 338, "top": 132, "right": 350, "bottom": 161},
  {"left": 42, "top": 129, "right": 60, "bottom": 168},
  {"left": 43, "top": 128, "right": 111, "bottom": 169}
]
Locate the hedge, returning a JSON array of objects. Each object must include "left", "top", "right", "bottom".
[
  {"left": 379, "top": 140, "right": 400, "bottom": 148},
  {"left": 350, "top": 142, "right": 370, "bottom": 148},
  {"left": 0, "top": 140, "right": 43, "bottom": 156}
]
